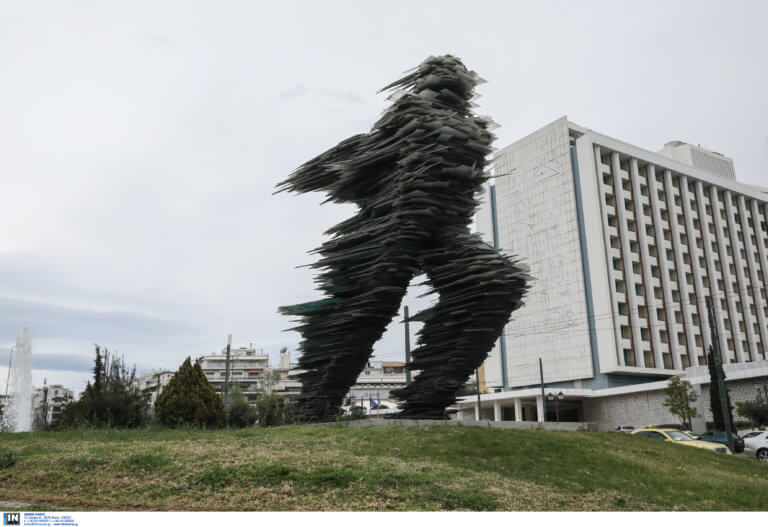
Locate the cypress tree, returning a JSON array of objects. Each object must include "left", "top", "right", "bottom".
[
  {"left": 155, "top": 357, "right": 225, "bottom": 428},
  {"left": 56, "top": 345, "right": 146, "bottom": 429},
  {"left": 707, "top": 347, "right": 734, "bottom": 430}
]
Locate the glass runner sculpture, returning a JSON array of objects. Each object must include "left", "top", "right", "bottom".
[{"left": 277, "top": 55, "right": 529, "bottom": 420}]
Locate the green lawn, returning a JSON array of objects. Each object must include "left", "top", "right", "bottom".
[{"left": 1, "top": 424, "right": 767, "bottom": 511}]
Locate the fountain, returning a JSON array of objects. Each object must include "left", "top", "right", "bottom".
[{"left": 2, "top": 327, "right": 33, "bottom": 432}]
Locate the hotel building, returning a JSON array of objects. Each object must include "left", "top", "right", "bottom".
[{"left": 460, "top": 116, "right": 768, "bottom": 430}]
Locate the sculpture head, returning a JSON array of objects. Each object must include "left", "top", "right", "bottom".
[{"left": 381, "top": 54, "right": 482, "bottom": 107}]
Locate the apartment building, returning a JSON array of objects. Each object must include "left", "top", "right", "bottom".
[
  {"left": 462, "top": 116, "right": 768, "bottom": 430},
  {"left": 346, "top": 361, "right": 407, "bottom": 403},
  {"left": 31, "top": 384, "right": 74, "bottom": 425},
  {"left": 198, "top": 345, "right": 301, "bottom": 403},
  {"left": 134, "top": 370, "right": 175, "bottom": 414}
]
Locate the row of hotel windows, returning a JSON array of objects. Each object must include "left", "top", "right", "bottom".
[
  {"left": 598, "top": 151, "right": 768, "bottom": 365},
  {"left": 610, "top": 234, "right": 767, "bottom": 272}
]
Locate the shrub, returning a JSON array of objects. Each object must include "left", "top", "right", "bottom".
[
  {"left": 736, "top": 381, "right": 768, "bottom": 428},
  {"left": 253, "top": 392, "right": 288, "bottom": 427},
  {"left": 155, "top": 357, "right": 225, "bottom": 428},
  {"left": 0, "top": 447, "right": 18, "bottom": 469},
  {"left": 227, "top": 386, "right": 257, "bottom": 428}
]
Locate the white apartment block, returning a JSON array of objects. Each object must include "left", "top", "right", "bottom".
[
  {"left": 134, "top": 370, "right": 175, "bottom": 414},
  {"left": 462, "top": 116, "right": 768, "bottom": 430},
  {"left": 198, "top": 345, "right": 301, "bottom": 402},
  {"left": 31, "top": 384, "right": 74, "bottom": 424},
  {"left": 346, "top": 361, "right": 407, "bottom": 402}
]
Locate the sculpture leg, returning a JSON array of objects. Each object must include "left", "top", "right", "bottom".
[
  {"left": 393, "top": 231, "right": 528, "bottom": 419},
  {"left": 285, "top": 218, "right": 421, "bottom": 421}
]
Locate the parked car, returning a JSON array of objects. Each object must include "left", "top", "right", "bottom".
[
  {"left": 631, "top": 428, "right": 732, "bottom": 454},
  {"left": 647, "top": 424, "right": 698, "bottom": 438},
  {"left": 739, "top": 429, "right": 766, "bottom": 440},
  {"left": 614, "top": 426, "right": 636, "bottom": 434},
  {"left": 742, "top": 431, "right": 768, "bottom": 462},
  {"left": 697, "top": 431, "right": 745, "bottom": 453}
]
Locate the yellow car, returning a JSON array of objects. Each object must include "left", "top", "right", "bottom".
[{"left": 631, "top": 428, "right": 731, "bottom": 454}]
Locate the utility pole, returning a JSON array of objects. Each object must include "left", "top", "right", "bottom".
[
  {"left": 403, "top": 306, "right": 412, "bottom": 384},
  {"left": 539, "top": 357, "right": 547, "bottom": 422},
  {"left": 4, "top": 346, "right": 14, "bottom": 396},
  {"left": 224, "top": 334, "right": 232, "bottom": 427},
  {"left": 706, "top": 298, "right": 735, "bottom": 453},
  {"left": 475, "top": 368, "right": 482, "bottom": 421},
  {"left": 41, "top": 379, "right": 49, "bottom": 428}
]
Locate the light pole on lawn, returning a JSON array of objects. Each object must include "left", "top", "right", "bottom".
[
  {"left": 403, "top": 305, "right": 412, "bottom": 384},
  {"left": 224, "top": 334, "right": 232, "bottom": 427},
  {"left": 4, "top": 346, "right": 15, "bottom": 396}
]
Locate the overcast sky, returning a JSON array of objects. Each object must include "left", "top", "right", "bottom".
[{"left": 1, "top": 0, "right": 766, "bottom": 395}]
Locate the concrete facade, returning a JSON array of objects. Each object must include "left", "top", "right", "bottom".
[{"left": 479, "top": 117, "right": 593, "bottom": 388}]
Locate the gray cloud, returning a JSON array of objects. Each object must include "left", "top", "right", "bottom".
[
  {"left": 0, "top": 297, "right": 196, "bottom": 345},
  {"left": 0, "top": 0, "right": 766, "bottom": 394}
]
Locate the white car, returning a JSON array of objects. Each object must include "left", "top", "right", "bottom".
[
  {"left": 742, "top": 430, "right": 768, "bottom": 461},
  {"left": 613, "top": 425, "right": 636, "bottom": 434}
]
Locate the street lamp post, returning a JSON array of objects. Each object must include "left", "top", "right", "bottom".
[
  {"left": 546, "top": 391, "right": 565, "bottom": 423},
  {"left": 4, "top": 346, "right": 15, "bottom": 396}
]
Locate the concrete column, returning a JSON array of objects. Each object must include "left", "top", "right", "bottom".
[
  {"left": 680, "top": 175, "right": 712, "bottom": 361},
  {"left": 725, "top": 191, "right": 756, "bottom": 361},
  {"left": 594, "top": 145, "right": 626, "bottom": 366},
  {"left": 647, "top": 164, "right": 677, "bottom": 369},
  {"left": 493, "top": 401, "right": 502, "bottom": 422},
  {"left": 710, "top": 186, "right": 745, "bottom": 363},
  {"left": 612, "top": 153, "right": 645, "bottom": 367},
  {"left": 474, "top": 402, "right": 480, "bottom": 421},
  {"left": 751, "top": 201, "right": 768, "bottom": 334},
  {"left": 629, "top": 159, "right": 663, "bottom": 367},
  {"left": 664, "top": 169, "right": 698, "bottom": 367},
  {"left": 514, "top": 398, "right": 522, "bottom": 422},
  {"left": 690, "top": 383, "right": 707, "bottom": 435},
  {"left": 536, "top": 395, "right": 544, "bottom": 423},
  {"left": 696, "top": 180, "right": 729, "bottom": 359},
  {"left": 739, "top": 195, "right": 768, "bottom": 359}
]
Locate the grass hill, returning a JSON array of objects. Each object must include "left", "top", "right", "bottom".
[{"left": 1, "top": 424, "right": 767, "bottom": 511}]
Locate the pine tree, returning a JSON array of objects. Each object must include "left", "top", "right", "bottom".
[
  {"left": 93, "top": 346, "right": 104, "bottom": 396},
  {"left": 707, "top": 347, "right": 734, "bottom": 430},
  {"left": 155, "top": 357, "right": 225, "bottom": 428},
  {"left": 56, "top": 345, "right": 146, "bottom": 429}
]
